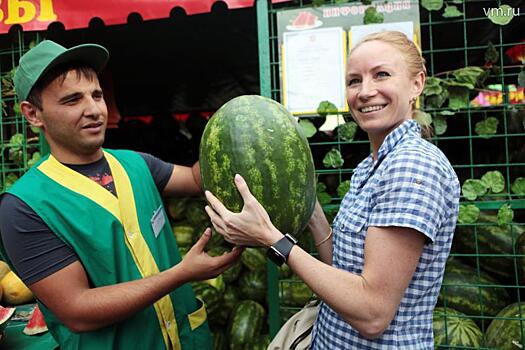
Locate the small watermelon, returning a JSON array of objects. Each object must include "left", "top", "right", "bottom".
[
  {"left": 433, "top": 307, "right": 482, "bottom": 348},
  {"left": 199, "top": 95, "right": 317, "bottom": 239},
  {"left": 23, "top": 304, "right": 48, "bottom": 335},
  {"left": 485, "top": 302, "right": 525, "bottom": 350},
  {"left": 238, "top": 269, "right": 266, "bottom": 303},
  {"left": 240, "top": 248, "right": 266, "bottom": 272},
  {"left": 438, "top": 258, "right": 510, "bottom": 323},
  {"left": 228, "top": 300, "right": 265, "bottom": 350},
  {"left": 0, "top": 305, "right": 15, "bottom": 332}
]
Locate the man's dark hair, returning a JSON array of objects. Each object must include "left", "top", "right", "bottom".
[{"left": 26, "top": 62, "right": 98, "bottom": 110}]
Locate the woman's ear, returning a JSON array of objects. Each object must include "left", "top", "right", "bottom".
[
  {"left": 412, "top": 71, "right": 426, "bottom": 99},
  {"left": 20, "top": 101, "right": 44, "bottom": 128}
]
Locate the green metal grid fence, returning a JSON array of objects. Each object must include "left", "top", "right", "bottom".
[
  {"left": 257, "top": 0, "right": 525, "bottom": 348},
  {"left": 0, "top": 31, "right": 43, "bottom": 193}
]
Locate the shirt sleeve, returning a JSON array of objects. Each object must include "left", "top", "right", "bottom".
[
  {"left": 138, "top": 152, "right": 175, "bottom": 192},
  {"left": 368, "top": 152, "right": 448, "bottom": 242},
  {"left": 0, "top": 194, "right": 78, "bottom": 285}
]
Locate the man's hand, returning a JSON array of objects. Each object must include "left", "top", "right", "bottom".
[
  {"left": 204, "top": 174, "right": 283, "bottom": 247},
  {"left": 178, "top": 228, "right": 243, "bottom": 282}
]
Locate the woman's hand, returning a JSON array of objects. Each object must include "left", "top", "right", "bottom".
[{"left": 204, "top": 174, "right": 283, "bottom": 247}]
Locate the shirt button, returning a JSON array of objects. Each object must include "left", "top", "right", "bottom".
[
  {"left": 166, "top": 321, "right": 171, "bottom": 329},
  {"left": 127, "top": 231, "right": 134, "bottom": 238}
]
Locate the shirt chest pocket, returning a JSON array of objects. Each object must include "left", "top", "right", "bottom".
[{"left": 333, "top": 210, "right": 368, "bottom": 271}]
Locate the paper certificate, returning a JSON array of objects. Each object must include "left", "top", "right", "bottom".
[{"left": 282, "top": 27, "right": 347, "bottom": 114}]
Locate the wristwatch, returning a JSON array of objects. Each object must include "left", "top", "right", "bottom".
[{"left": 266, "top": 233, "right": 298, "bottom": 266}]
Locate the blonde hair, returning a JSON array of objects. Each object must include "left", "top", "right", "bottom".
[{"left": 350, "top": 31, "right": 433, "bottom": 139}]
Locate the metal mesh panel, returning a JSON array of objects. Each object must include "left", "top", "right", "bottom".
[
  {"left": 0, "top": 30, "right": 43, "bottom": 193},
  {"left": 258, "top": 0, "right": 525, "bottom": 347}
]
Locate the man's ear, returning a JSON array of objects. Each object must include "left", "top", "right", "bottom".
[{"left": 20, "top": 101, "right": 43, "bottom": 128}]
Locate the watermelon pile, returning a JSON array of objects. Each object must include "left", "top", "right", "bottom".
[{"left": 436, "top": 214, "right": 525, "bottom": 348}]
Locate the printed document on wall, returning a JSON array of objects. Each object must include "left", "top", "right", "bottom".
[{"left": 282, "top": 27, "right": 347, "bottom": 115}]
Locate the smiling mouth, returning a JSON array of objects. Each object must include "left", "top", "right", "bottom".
[{"left": 359, "top": 104, "right": 387, "bottom": 113}]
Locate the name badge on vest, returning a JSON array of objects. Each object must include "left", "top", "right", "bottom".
[{"left": 151, "top": 206, "right": 166, "bottom": 238}]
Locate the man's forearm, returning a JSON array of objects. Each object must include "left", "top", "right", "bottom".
[{"left": 31, "top": 262, "right": 190, "bottom": 333}]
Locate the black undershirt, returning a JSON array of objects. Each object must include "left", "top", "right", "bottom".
[{"left": 0, "top": 152, "right": 174, "bottom": 285}]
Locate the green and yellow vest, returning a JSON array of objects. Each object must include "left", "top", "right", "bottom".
[{"left": 4, "top": 149, "right": 212, "bottom": 350}]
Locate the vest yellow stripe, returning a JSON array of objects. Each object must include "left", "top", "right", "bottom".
[
  {"left": 105, "top": 152, "right": 181, "bottom": 350},
  {"left": 37, "top": 155, "right": 120, "bottom": 219}
]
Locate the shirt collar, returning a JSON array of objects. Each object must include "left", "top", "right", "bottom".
[{"left": 376, "top": 119, "right": 420, "bottom": 162}]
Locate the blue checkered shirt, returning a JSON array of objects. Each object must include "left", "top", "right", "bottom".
[{"left": 310, "top": 120, "right": 460, "bottom": 349}]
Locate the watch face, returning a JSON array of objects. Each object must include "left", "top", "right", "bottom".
[{"left": 267, "top": 246, "right": 286, "bottom": 266}]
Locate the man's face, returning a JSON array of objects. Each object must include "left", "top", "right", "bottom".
[{"left": 37, "top": 70, "right": 108, "bottom": 162}]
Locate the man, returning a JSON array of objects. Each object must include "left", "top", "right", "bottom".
[{"left": 0, "top": 40, "right": 241, "bottom": 349}]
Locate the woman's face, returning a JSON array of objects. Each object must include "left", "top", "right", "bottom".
[{"left": 346, "top": 40, "right": 424, "bottom": 141}]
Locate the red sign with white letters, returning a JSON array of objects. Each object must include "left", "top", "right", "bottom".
[{"left": 0, "top": 0, "right": 291, "bottom": 34}]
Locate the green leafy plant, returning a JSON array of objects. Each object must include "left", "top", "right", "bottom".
[
  {"left": 27, "top": 152, "right": 41, "bottom": 168},
  {"left": 413, "top": 110, "right": 432, "bottom": 127},
  {"left": 432, "top": 115, "right": 447, "bottom": 135},
  {"left": 442, "top": 5, "right": 462, "bottom": 18},
  {"left": 457, "top": 204, "right": 480, "bottom": 224},
  {"left": 299, "top": 119, "right": 317, "bottom": 138},
  {"left": 323, "top": 149, "right": 344, "bottom": 169},
  {"left": 475, "top": 117, "right": 498, "bottom": 138},
  {"left": 461, "top": 179, "right": 488, "bottom": 201},
  {"left": 511, "top": 177, "right": 525, "bottom": 197},
  {"left": 337, "top": 180, "right": 351, "bottom": 198},
  {"left": 317, "top": 101, "right": 338, "bottom": 117},
  {"left": 363, "top": 6, "right": 384, "bottom": 24},
  {"left": 421, "top": 0, "right": 443, "bottom": 11},
  {"left": 484, "top": 41, "right": 499, "bottom": 66},
  {"left": 487, "top": 5, "right": 515, "bottom": 26},
  {"left": 337, "top": 122, "right": 358, "bottom": 142},
  {"left": 497, "top": 204, "right": 513, "bottom": 226},
  {"left": 480, "top": 170, "right": 505, "bottom": 193},
  {"left": 452, "top": 67, "right": 484, "bottom": 87},
  {"left": 316, "top": 182, "right": 332, "bottom": 205}
]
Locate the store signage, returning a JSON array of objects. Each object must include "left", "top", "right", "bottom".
[{"left": 0, "top": 0, "right": 291, "bottom": 34}]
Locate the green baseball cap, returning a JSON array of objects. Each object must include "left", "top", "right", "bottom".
[{"left": 14, "top": 40, "right": 109, "bottom": 101}]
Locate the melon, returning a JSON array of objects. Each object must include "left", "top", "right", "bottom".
[
  {"left": 200, "top": 95, "right": 316, "bottom": 238},
  {"left": 0, "top": 305, "right": 15, "bottom": 332},
  {"left": 1, "top": 271, "right": 34, "bottom": 305},
  {"left": 0, "top": 261, "right": 10, "bottom": 280},
  {"left": 23, "top": 304, "right": 48, "bottom": 335}
]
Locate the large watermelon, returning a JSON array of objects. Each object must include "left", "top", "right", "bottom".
[
  {"left": 199, "top": 95, "right": 316, "bottom": 238},
  {"left": 485, "top": 302, "right": 525, "bottom": 350},
  {"left": 452, "top": 214, "right": 524, "bottom": 283},
  {"left": 437, "top": 258, "right": 510, "bottom": 325},
  {"left": 432, "top": 307, "right": 482, "bottom": 348}
]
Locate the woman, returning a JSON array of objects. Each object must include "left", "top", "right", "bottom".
[{"left": 205, "top": 31, "right": 460, "bottom": 349}]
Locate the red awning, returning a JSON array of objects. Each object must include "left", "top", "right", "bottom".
[{"left": 0, "top": 0, "right": 290, "bottom": 34}]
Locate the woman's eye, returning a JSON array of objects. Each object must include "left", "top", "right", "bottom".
[
  {"left": 347, "top": 78, "right": 360, "bottom": 86},
  {"left": 376, "top": 71, "right": 390, "bottom": 78}
]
